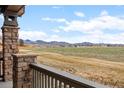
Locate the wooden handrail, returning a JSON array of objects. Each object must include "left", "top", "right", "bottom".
[{"left": 30, "top": 63, "right": 108, "bottom": 88}]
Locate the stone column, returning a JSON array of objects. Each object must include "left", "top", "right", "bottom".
[
  {"left": 1, "top": 26, "right": 19, "bottom": 81},
  {"left": 12, "top": 54, "right": 37, "bottom": 88}
]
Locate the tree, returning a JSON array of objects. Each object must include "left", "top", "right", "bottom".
[{"left": 19, "top": 39, "right": 24, "bottom": 46}]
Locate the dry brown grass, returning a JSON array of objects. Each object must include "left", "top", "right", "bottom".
[
  {"left": 36, "top": 52, "right": 124, "bottom": 87},
  {"left": 19, "top": 46, "right": 124, "bottom": 88}
]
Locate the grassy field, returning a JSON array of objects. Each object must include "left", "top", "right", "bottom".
[
  {"left": 22, "top": 46, "right": 124, "bottom": 62},
  {"left": 20, "top": 45, "right": 124, "bottom": 87}
]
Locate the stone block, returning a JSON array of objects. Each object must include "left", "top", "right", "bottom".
[
  {"left": 16, "top": 82, "right": 23, "bottom": 88},
  {"left": 4, "top": 53, "right": 11, "bottom": 57},
  {"left": 18, "top": 62, "right": 28, "bottom": 67},
  {"left": 13, "top": 29, "right": 19, "bottom": 33},
  {"left": 4, "top": 32, "right": 12, "bottom": 37},
  {"left": 17, "top": 72, "right": 26, "bottom": 79},
  {"left": 22, "top": 66, "right": 28, "bottom": 71},
  {"left": 17, "top": 68, "right": 22, "bottom": 72},
  {"left": 4, "top": 60, "right": 12, "bottom": 65},
  {"left": 5, "top": 69, "right": 12, "bottom": 73},
  {"left": 10, "top": 45, "right": 16, "bottom": 49},
  {"left": 17, "top": 58, "right": 24, "bottom": 62},
  {"left": 4, "top": 75, "right": 12, "bottom": 81},
  {"left": 12, "top": 33, "right": 17, "bottom": 37}
]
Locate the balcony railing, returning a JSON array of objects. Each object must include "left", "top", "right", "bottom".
[{"left": 30, "top": 63, "right": 107, "bottom": 88}]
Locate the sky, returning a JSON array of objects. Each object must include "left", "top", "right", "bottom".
[{"left": 0, "top": 5, "right": 124, "bottom": 44}]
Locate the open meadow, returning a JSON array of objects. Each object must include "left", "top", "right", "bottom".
[{"left": 19, "top": 45, "right": 124, "bottom": 87}]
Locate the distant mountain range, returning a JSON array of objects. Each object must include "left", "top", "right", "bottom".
[
  {"left": 24, "top": 39, "right": 124, "bottom": 47},
  {"left": 24, "top": 39, "right": 72, "bottom": 47}
]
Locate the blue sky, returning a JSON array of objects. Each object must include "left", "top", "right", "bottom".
[{"left": 0, "top": 5, "right": 124, "bottom": 44}]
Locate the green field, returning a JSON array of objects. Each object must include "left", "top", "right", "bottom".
[{"left": 28, "top": 46, "right": 124, "bottom": 63}]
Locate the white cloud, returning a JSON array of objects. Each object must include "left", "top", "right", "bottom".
[
  {"left": 0, "top": 29, "right": 2, "bottom": 37},
  {"left": 24, "top": 10, "right": 124, "bottom": 44},
  {"left": 52, "top": 6, "right": 61, "bottom": 9},
  {"left": 100, "top": 10, "right": 108, "bottom": 16},
  {"left": 0, "top": 15, "right": 3, "bottom": 20},
  {"left": 56, "top": 32, "right": 124, "bottom": 44},
  {"left": 51, "top": 35, "right": 59, "bottom": 38},
  {"left": 19, "top": 30, "right": 47, "bottom": 41},
  {"left": 59, "top": 12, "right": 124, "bottom": 33},
  {"left": 82, "top": 33, "right": 124, "bottom": 44},
  {"left": 18, "top": 29, "right": 124, "bottom": 44},
  {"left": 19, "top": 30, "right": 62, "bottom": 42},
  {"left": 74, "top": 11, "right": 85, "bottom": 17},
  {"left": 49, "top": 10, "right": 124, "bottom": 43},
  {"left": 49, "top": 35, "right": 60, "bottom": 41},
  {"left": 41, "top": 17, "right": 69, "bottom": 24},
  {"left": 41, "top": 17, "right": 51, "bottom": 21},
  {"left": 51, "top": 29, "right": 60, "bottom": 33}
]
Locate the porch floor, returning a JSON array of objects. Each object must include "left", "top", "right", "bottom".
[{"left": 0, "top": 79, "right": 12, "bottom": 88}]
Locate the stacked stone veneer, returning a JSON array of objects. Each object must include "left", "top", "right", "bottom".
[
  {"left": 1, "top": 26, "right": 19, "bottom": 81},
  {"left": 0, "top": 51, "right": 3, "bottom": 76},
  {"left": 13, "top": 54, "right": 37, "bottom": 88},
  {"left": 0, "top": 51, "right": 2, "bottom": 58}
]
